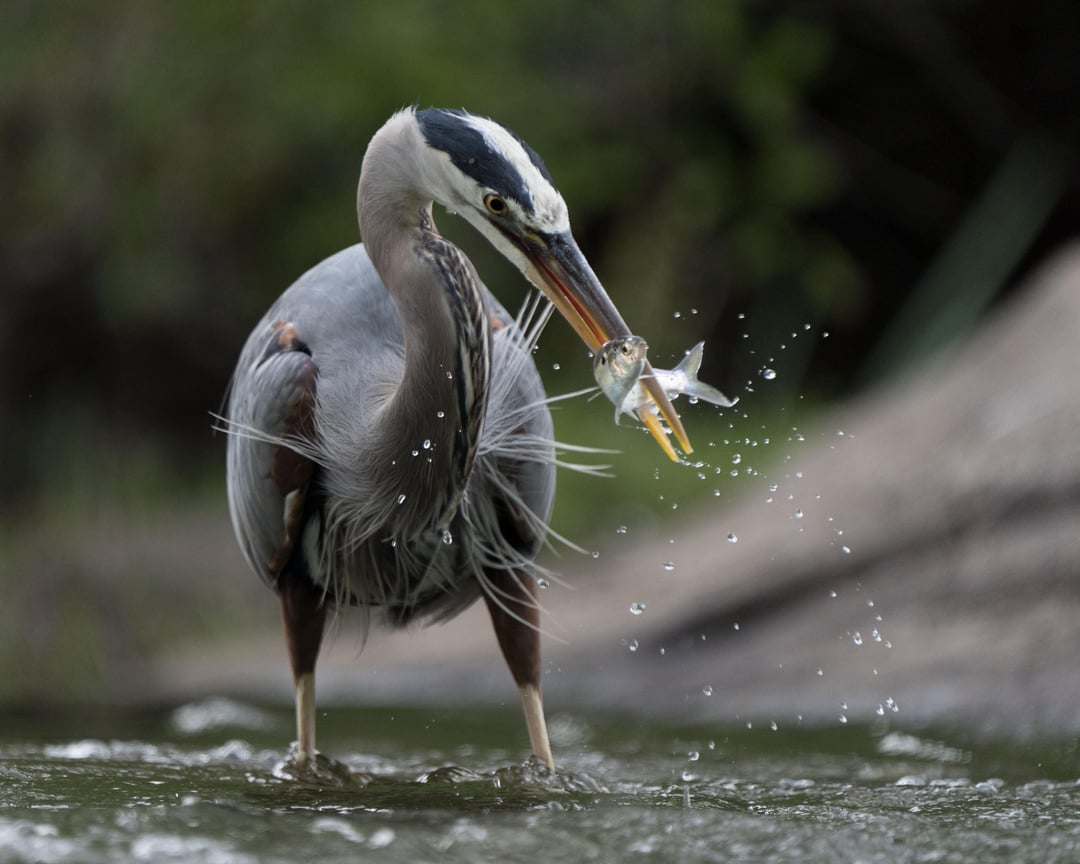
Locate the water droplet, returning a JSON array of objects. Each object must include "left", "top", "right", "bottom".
[
  {"left": 629, "top": 602, "right": 646, "bottom": 616},
  {"left": 615, "top": 525, "right": 627, "bottom": 534},
  {"left": 628, "top": 639, "right": 639, "bottom": 653},
  {"left": 732, "top": 622, "right": 740, "bottom": 631},
  {"left": 768, "top": 483, "right": 779, "bottom": 493},
  {"left": 841, "top": 545, "right": 851, "bottom": 555},
  {"left": 872, "top": 628, "right": 882, "bottom": 642},
  {"left": 552, "top": 362, "right": 561, "bottom": 371},
  {"left": 727, "top": 532, "right": 738, "bottom": 544},
  {"left": 816, "top": 668, "right": 824, "bottom": 677},
  {"left": 436, "top": 410, "right": 445, "bottom": 419},
  {"left": 731, "top": 453, "right": 742, "bottom": 465},
  {"left": 411, "top": 449, "right": 419, "bottom": 457},
  {"left": 690, "top": 308, "right": 699, "bottom": 315},
  {"left": 445, "top": 370, "right": 453, "bottom": 379},
  {"left": 761, "top": 368, "right": 777, "bottom": 381},
  {"left": 737, "top": 312, "right": 746, "bottom": 320},
  {"left": 794, "top": 508, "right": 804, "bottom": 519},
  {"left": 702, "top": 685, "right": 713, "bottom": 696},
  {"left": 839, "top": 714, "right": 848, "bottom": 724},
  {"left": 829, "top": 590, "right": 837, "bottom": 598},
  {"left": 441, "top": 529, "right": 453, "bottom": 545},
  {"left": 852, "top": 631, "right": 863, "bottom": 646},
  {"left": 662, "top": 561, "right": 675, "bottom": 571},
  {"left": 422, "top": 438, "right": 431, "bottom": 450},
  {"left": 536, "top": 577, "right": 550, "bottom": 590},
  {"left": 396, "top": 494, "right": 407, "bottom": 505},
  {"left": 591, "top": 550, "right": 600, "bottom": 559},
  {"left": 687, "top": 750, "right": 699, "bottom": 761},
  {"left": 673, "top": 311, "right": 682, "bottom": 319},
  {"left": 876, "top": 704, "right": 886, "bottom": 716}
]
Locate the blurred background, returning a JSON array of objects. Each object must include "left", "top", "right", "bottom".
[{"left": 1, "top": 0, "right": 1077, "bottom": 706}]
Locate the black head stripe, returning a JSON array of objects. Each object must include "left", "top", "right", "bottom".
[{"left": 416, "top": 108, "right": 550, "bottom": 213}]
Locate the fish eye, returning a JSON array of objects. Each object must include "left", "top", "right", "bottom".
[
  {"left": 620, "top": 343, "right": 633, "bottom": 356},
  {"left": 483, "top": 194, "right": 508, "bottom": 216}
]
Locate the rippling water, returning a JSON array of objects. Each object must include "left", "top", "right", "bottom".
[{"left": 1, "top": 700, "right": 1078, "bottom": 863}]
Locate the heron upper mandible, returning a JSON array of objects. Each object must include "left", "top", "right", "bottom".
[{"left": 224, "top": 108, "right": 687, "bottom": 770}]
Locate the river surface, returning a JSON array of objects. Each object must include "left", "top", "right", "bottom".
[{"left": 1, "top": 699, "right": 1078, "bottom": 862}]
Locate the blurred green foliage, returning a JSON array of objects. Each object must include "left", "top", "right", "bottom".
[{"left": 1, "top": 1, "right": 856, "bottom": 516}]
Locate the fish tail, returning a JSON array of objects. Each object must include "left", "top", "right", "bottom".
[
  {"left": 687, "top": 381, "right": 739, "bottom": 408},
  {"left": 677, "top": 342, "right": 738, "bottom": 408}
]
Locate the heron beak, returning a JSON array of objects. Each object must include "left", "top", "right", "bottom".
[{"left": 514, "top": 230, "right": 692, "bottom": 459}]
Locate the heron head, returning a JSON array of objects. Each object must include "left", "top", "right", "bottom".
[{"left": 409, "top": 107, "right": 690, "bottom": 459}]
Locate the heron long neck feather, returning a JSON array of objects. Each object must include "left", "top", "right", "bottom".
[{"left": 357, "top": 118, "right": 491, "bottom": 538}]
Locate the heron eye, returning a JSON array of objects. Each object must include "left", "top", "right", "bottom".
[{"left": 483, "top": 194, "right": 508, "bottom": 216}]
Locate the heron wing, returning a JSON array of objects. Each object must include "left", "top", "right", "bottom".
[{"left": 226, "top": 320, "right": 319, "bottom": 590}]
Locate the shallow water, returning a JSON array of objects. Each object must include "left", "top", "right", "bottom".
[{"left": 2, "top": 700, "right": 1079, "bottom": 863}]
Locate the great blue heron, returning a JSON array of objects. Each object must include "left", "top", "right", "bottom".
[{"left": 224, "top": 107, "right": 688, "bottom": 771}]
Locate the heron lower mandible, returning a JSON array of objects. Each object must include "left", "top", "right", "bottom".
[{"left": 224, "top": 108, "right": 687, "bottom": 770}]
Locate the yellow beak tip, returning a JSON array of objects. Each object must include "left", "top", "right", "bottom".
[{"left": 640, "top": 411, "right": 681, "bottom": 462}]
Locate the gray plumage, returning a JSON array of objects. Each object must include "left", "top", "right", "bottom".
[
  {"left": 221, "top": 107, "right": 687, "bottom": 772},
  {"left": 227, "top": 242, "right": 555, "bottom": 625}
]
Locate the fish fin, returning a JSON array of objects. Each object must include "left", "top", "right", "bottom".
[
  {"left": 688, "top": 382, "right": 739, "bottom": 408},
  {"left": 674, "top": 342, "right": 705, "bottom": 377},
  {"left": 677, "top": 342, "right": 739, "bottom": 408}
]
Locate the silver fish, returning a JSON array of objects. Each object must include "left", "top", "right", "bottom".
[
  {"left": 594, "top": 337, "right": 737, "bottom": 423},
  {"left": 593, "top": 336, "right": 650, "bottom": 420}
]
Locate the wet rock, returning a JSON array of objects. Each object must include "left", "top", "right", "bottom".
[{"left": 540, "top": 241, "right": 1080, "bottom": 734}]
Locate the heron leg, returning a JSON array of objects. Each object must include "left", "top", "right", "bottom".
[
  {"left": 483, "top": 570, "right": 554, "bottom": 770},
  {"left": 278, "top": 572, "right": 327, "bottom": 764}
]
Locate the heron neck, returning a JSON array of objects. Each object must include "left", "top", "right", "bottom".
[{"left": 367, "top": 215, "right": 491, "bottom": 536}]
